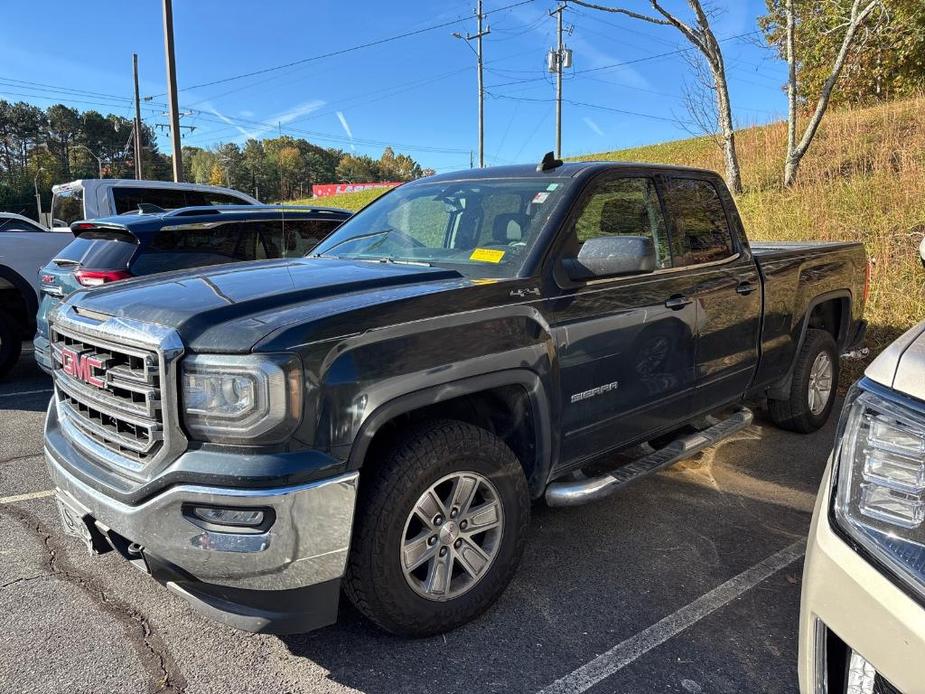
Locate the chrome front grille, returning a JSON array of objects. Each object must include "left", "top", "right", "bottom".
[
  {"left": 49, "top": 306, "right": 185, "bottom": 479},
  {"left": 52, "top": 325, "right": 163, "bottom": 464}
]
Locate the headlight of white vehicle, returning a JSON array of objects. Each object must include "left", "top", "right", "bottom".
[
  {"left": 833, "top": 383, "right": 925, "bottom": 599},
  {"left": 181, "top": 353, "right": 302, "bottom": 444}
]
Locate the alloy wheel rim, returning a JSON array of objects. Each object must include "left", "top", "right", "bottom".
[
  {"left": 807, "top": 351, "right": 833, "bottom": 415},
  {"left": 400, "top": 471, "right": 504, "bottom": 602}
]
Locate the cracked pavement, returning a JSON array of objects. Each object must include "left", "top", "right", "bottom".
[{"left": 0, "top": 357, "right": 838, "bottom": 693}]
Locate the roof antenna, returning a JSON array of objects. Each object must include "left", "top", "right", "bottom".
[{"left": 537, "top": 151, "right": 563, "bottom": 172}]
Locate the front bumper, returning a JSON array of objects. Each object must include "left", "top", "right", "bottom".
[
  {"left": 798, "top": 458, "right": 925, "bottom": 693},
  {"left": 33, "top": 334, "right": 51, "bottom": 373},
  {"left": 46, "top": 433, "right": 359, "bottom": 634}
]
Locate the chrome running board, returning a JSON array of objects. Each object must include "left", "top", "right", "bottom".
[{"left": 545, "top": 407, "right": 754, "bottom": 508}]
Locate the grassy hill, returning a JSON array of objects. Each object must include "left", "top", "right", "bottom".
[
  {"left": 291, "top": 187, "right": 388, "bottom": 212},
  {"left": 295, "top": 97, "right": 925, "bottom": 369}
]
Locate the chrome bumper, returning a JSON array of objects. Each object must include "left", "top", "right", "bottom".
[
  {"left": 46, "top": 443, "right": 358, "bottom": 592},
  {"left": 33, "top": 334, "right": 51, "bottom": 373}
]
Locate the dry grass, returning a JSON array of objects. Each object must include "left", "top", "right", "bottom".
[{"left": 575, "top": 96, "right": 925, "bottom": 372}]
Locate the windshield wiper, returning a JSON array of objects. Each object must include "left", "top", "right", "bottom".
[
  {"left": 314, "top": 229, "right": 392, "bottom": 257},
  {"left": 371, "top": 256, "right": 431, "bottom": 267}
]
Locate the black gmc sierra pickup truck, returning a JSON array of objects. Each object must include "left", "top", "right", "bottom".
[{"left": 44, "top": 156, "right": 868, "bottom": 636}]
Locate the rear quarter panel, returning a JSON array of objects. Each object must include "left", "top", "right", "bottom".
[{"left": 752, "top": 242, "right": 867, "bottom": 391}]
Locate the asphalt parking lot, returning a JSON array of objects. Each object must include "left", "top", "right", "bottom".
[{"left": 0, "top": 354, "right": 837, "bottom": 694}]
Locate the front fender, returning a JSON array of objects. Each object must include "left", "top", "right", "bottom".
[{"left": 303, "top": 304, "right": 558, "bottom": 493}]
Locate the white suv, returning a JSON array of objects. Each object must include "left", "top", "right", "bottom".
[
  {"left": 50, "top": 179, "right": 259, "bottom": 229},
  {"left": 798, "top": 243, "right": 925, "bottom": 693}
]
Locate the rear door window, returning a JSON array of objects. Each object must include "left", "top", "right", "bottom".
[
  {"left": 112, "top": 187, "right": 251, "bottom": 214},
  {"left": 0, "top": 218, "right": 45, "bottom": 232},
  {"left": 662, "top": 178, "right": 734, "bottom": 266},
  {"left": 282, "top": 218, "right": 343, "bottom": 257},
  {"left": 113, "top": 187, "right": 188, "bottom": 213},
  {"left": 131, "top": 221, "right": 273, "bottom": 275}
]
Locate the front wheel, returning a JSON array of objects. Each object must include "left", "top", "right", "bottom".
[
  {"left": 344, "top": 420, "right": 530, "bottom": 636},
  {"left": 769, "top": 328, "right": 839, "bottom": 433}
]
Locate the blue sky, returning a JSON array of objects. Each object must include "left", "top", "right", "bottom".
[{"left": 1, "top": 0, "right": 786, "bottom": 175}]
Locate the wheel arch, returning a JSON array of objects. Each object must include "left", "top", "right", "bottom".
[
  {"left": 768, "top": 289, "right": 851, "bottom": 400},
  {"left": 347, "top": 370, "right": 553, "bottom": 499}
]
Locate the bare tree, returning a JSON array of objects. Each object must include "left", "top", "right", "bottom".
[
  {"left": 783, "top": 0, "right": 883, "bottom": 186},
  {"left": 570, "top": 0, "right": 742, "bottom": 193}
]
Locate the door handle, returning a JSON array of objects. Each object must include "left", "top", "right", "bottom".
[
  {"left": 736, "top": 281, "right": 756, "bottom": 296},
  {"left": 665, "top": 294, "right": 693, "bottom": 310}
]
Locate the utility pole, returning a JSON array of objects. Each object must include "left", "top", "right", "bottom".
[
  {"left": 548, "top": 3, "right": 572, "bottom": 158},
  {"left": 132, "top": 53, "right": 143, "bottom": 180},
  {"left": 162, "top": 0, "right": 183, "bottom": 181},
  {"left": 454, "top": 1, "right": 490, "bottom": 167}
]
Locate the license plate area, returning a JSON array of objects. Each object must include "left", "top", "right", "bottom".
[{"left": 55, "top": 493, "right": 111, "bottom": 555}]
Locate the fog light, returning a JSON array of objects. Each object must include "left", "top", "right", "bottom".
[{"left": 191, "top": 506, "right": 265, "bottom": 527}]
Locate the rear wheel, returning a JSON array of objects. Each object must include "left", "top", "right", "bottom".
[
  {"left": 0, "top": 308, "right": 23, "bottom": 380},
  {"left": 769, "top": 328, "right": 838, "bottom": 433},
  {"left": 344, "top": 419, "right": 530, "bottom": 636}
]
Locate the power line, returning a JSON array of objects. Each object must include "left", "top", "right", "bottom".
[
  {"left": 148, "top": 0, "right": 538, "bottom": 98},
  {"left": 486, "top": 91, "right": 695, "bottom": 126},
  {"left": 485, "top": 29, "right": 761, "bottom": 90}
]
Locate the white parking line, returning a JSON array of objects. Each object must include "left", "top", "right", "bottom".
[
  {"left": 0, "top": 388, "right": 53, "bottom": 398},
  {"left": 537, "top": 539, "right": 806, "bottom": 694},
  {"left": 0, "top": 490, "right": 55, "bottom": 505}
]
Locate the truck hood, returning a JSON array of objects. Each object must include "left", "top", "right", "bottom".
[
  {"left": 865, "top": 319, "right": 925, "bottom": 401},
  {"left": 62, "top": 257, "right": 472, "bottom": 352}
]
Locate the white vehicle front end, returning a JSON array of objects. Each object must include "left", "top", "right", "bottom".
[{"left": 799, "top": 319, "right": 925, "bottom": 693}]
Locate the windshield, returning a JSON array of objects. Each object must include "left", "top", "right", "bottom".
[
  {"left": 51, "top": 188, "right": 84, "bottom": 227},
  {"left": 311, "top": 177, "right": 571, "bottom": 278}
]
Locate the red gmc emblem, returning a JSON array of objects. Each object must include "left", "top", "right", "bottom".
[
  {"left": 41, "top": 274, "right": 55, "bottom": 284},
  {"left": 58, "top": 347, "right": 105, "bottom": 389}
]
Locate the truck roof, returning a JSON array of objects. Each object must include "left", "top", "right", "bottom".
[{"left": 424, "top": 160, "right": 719, "bottom": 183}]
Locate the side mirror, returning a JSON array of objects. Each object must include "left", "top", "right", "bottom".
[{"left": 562, "top": 235, "right": 657, "bottom": 282}]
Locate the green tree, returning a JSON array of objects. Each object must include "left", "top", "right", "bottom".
[
  {"left": 45, "top": 104, "right": 81, "bottom": 179},
  {"left": 336, "top": 153, "right": 379, "bottom": 183},
  {"left": 761, "top": 0, "right": 922, "bottom": 106}
]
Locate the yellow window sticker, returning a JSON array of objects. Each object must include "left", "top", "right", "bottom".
[{"left": 469, "top": 248, "right": 505, "bottom": 263}]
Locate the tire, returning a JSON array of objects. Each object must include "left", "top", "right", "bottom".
[
  {"left": 769, "top": 328, "right": 839, "bottom": 433},
  {"left": 0, "top": 308, "right": 23, "bottom": 380},
  {"left": 344, "top": 419, "right": 530, "bottom": 637}
]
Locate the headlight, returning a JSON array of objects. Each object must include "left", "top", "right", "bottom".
[
  {"left": 181, "top": 353, "right": 303, "bottom": 444},
  {"left": 833, "top": 383, "right": 925, "bottom": 599}
]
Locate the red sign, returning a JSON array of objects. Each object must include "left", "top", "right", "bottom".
[
  {"left": 311, "top": 181, "right": 401, "bottom": 198},
  {"left": 58, "top": 347, "right": 105, "bottom": 389}
]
